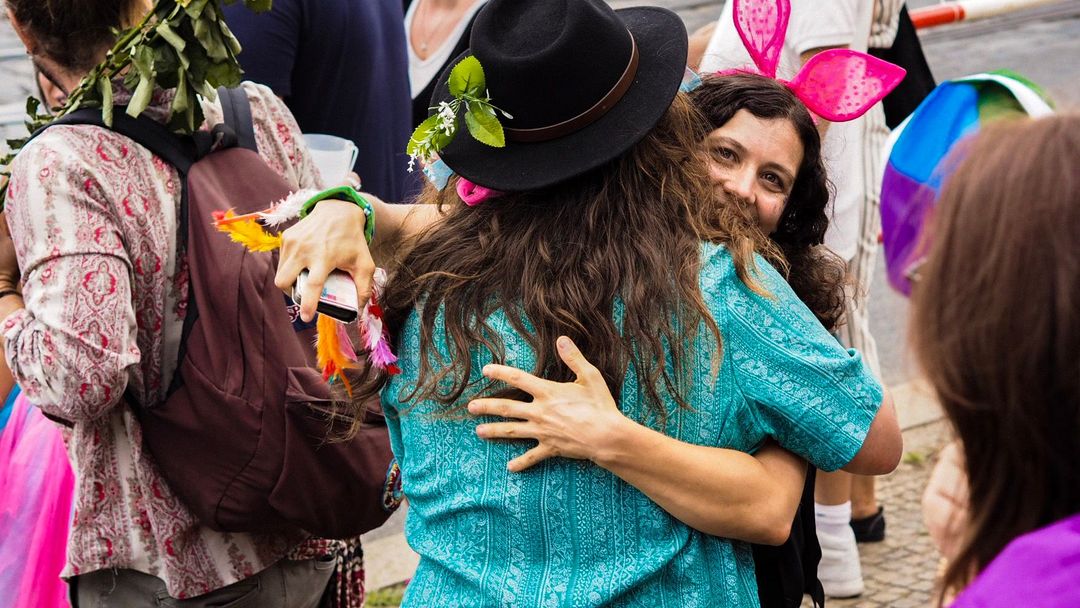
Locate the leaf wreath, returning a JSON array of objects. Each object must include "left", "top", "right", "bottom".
[
  {"left": 0, "top": 0, "right": 273, "bottom": 208},
  {"left": 406, "top": 56, "right": 512, "bottom": 171}
]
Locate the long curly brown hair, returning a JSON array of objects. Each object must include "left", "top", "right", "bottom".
[
  {"left": 690, "top": 73, "right": 848, "bottom": 331},
  {"left": 353, "top": 94, "right": 780, "bottom": 422}
]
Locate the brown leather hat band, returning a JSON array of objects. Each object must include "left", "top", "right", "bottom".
[{"left": 504, "top": 34, "right": 640, "bottom": 144}]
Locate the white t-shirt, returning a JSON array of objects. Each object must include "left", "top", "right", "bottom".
[
  {"left": 405, "top": 0, "right": 488, "bottom": 99},
  {"left": 699, "top": 0, "right": 873, "bottom": 261}
]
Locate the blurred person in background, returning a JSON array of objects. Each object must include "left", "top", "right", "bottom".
[
  {"left": 698, "top": 0, "right": 906, "bottom": 598},
  {"left": 913, "top": 115, "right": 1080, "bottom": 607},
  {"left": 404, "top": 0, "right": 487, "bottom": 129},
  {"left": 2, "top": 0, "right": 362, "bottom": 604},
  {"left": 224, "top": 0, "right": 415, "bottom": 202}
]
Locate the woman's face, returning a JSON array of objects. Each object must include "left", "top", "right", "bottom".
[{"left": 704, "top": 109, "right": 804, "bottom": 235}]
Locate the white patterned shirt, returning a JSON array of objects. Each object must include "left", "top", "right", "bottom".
[{"left": 3, "top": 82, "right": 324, "bottom": 598}]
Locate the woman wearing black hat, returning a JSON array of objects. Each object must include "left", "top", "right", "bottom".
[{"left": 280, "top": 0, "right": 899, "bottom": 604}]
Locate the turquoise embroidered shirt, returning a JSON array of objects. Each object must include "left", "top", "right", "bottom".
[{"left": 383, "top": 243, "right": 883, "bottom": 607}]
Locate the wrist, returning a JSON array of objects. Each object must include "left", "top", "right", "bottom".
[
  {"left": 299, "top": 186, "right": 375, "bottom": 243},
  {"left": 590, "top": 413, "right": 645, "bottom": 469}
]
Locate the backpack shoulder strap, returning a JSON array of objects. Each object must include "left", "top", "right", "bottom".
[
  {"left": 217, "top": 86, "right": 258, "bottom": 153},
  {"left": 39, "top": 109, "right": 198, "bottom": 175}
]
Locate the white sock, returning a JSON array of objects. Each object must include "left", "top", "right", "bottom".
[{"left": 815, "top": 501, "right": 852, "bottom": 538}]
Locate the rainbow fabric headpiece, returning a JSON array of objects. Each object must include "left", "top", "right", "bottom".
[{"left": 719, "top": 0, "right": 907, "bottom": 123}]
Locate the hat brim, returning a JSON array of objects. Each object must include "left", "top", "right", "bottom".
[{"left": 433, "top": 6, "right": 688, "bottom": 192}]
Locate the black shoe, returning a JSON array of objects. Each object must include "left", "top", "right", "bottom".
[{"left": 850, "top": 506, "right": 886, "bottom": 543}]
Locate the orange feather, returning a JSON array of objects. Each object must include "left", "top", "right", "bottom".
[
  {"left": 317, "top": 314, "right": 356, "bottom": 396},
  {"left": 213, "top": 209, "right": 282, "bottom": 252}
]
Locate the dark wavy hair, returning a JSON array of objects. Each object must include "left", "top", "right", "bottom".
[
  {"left": 353, "top": 94, "right": 780, "bottom": 423},
  {"left": 912, "top": 116, "right": 1080, "bottom": 601},
  {"left": 689, "top": 73, "right": 847, "bottom": 331}
]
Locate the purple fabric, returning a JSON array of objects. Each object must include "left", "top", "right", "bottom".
[
  {"left": 950, "top": 513, "right": 1080, "bottom": 608},
  {"left": 880, "top": 164, "right": 937, "bottom": 295}
]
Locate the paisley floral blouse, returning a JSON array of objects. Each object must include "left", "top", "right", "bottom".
[
  {"left": 3, "top": 82, "right": 324, "bottom": 598},
  {"left": 384, "top": 243, "right": 884, "bottom": 607}
]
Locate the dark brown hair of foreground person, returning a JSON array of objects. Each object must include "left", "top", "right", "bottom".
[
  {"left": 5, "top": 0, "right": 148, "bottom": 71},
  {"left": 910, "top": 115, "right": 1080, "bottom": 601},
  {"left": 690, "top": 73, "right": 847, "bottom": 331},
  {"left": 354, "top": 93, "right": 781, "bottom": 424}
]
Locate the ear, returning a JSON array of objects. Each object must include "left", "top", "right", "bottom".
[
  {"left": 731, "top": 0, "right": 790, "bottom": 78},
  {"left": 786, "top": 49, "right": 907, "bottom": 122}
]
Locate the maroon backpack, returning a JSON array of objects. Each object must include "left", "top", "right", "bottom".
[{"left": 44, "top": 88, "right": 395, "bottom": 539}]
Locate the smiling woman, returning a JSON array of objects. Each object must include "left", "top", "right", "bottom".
[
  {"left": 691, "top": 72, "right": 845, "bottom": 332},
  {"left": 705, "top": 110, "right": 804, "bottom": 234}
]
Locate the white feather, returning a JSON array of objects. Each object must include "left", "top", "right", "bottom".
[{"left": 258, "top": 188, "right": 320, "bottom": 227}]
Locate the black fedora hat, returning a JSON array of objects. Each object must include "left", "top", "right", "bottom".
[{"left": 431, "top": 0, "right": 688, "bottom": 192}]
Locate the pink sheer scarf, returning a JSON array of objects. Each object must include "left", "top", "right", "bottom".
[{"left": 0, "top": 393, "right": 75, "bottom": 608}]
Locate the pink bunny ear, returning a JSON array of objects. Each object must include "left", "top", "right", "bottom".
[
  {"left": 456, "top": 178, "right": 503, "bottom": 206},
  {"left": 785, "top": 49, "right": 907, "bottom": 122},
  {"left": 732, "top": 0, "right": 790, "bottom": 78}
]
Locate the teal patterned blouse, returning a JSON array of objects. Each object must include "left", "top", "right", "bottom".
[{"left": 383, "top": 243, "right": 883, "bottom": 607}]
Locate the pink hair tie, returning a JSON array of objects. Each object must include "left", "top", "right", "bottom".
[{"left": 456, "top": 178, "right": 503, "bottom": 206}]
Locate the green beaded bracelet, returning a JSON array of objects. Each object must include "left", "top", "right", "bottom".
[{"left": 298, "top": 186, "right": 375, "bottom": 244}]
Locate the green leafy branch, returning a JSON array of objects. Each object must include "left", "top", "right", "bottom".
[
  {"left": 406, "top": 56, "right": 512, "bottom": 171},
  {"left": 0, "top": 0, "right": 273, "bottom": 207}
]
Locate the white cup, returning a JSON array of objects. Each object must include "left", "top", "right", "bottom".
[{"left": 303, "top": 133, "right": 359, "bottom": 186}]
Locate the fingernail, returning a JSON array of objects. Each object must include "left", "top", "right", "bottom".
[
  {"left": 557, "top": 336, "right": 571, "bottom": 350},
  {"left": 475, "top": 425, "right": 486, "bottom": 437},
  {"left": 467, "top": 401, "right": 478, "bottom": 414},
  {"left": 482, "top": 365, "right": 492, "bottom": 376}
]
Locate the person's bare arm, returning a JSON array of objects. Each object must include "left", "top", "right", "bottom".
[
  {"left": 471, "top": 336, "right": 807, "bottom": 545},
  {"left": 688, "top": 22, "right": 717, "bottom": 72},
  {"left": 367, "top": 198, "right": 442, "bottom": 266},
  {"left": 840, "top": 387, "right": 902, "bottom": 475},
  {"left": 799, "top": 46, "right": 846, "bottom": 138}
]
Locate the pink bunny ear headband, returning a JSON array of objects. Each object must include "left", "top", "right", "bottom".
[{"left": 719, "top": 0, "right": 906, "bottom": 123}]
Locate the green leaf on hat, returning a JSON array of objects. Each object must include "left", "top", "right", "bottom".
[
  {"left": 464, "top": 103, "right": 505, "bottom": 148},
  {"left": 449, "top": 56, "right": 486, "bottom": 98},
  {"left": 407, "top": 114, "right": 443, "bottom": 157}
]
